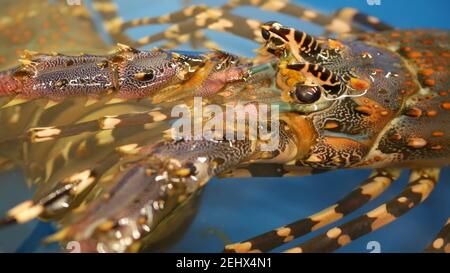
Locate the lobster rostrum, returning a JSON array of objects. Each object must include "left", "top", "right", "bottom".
[{"left": 0, "top": 0, "right": 448, "bottom": 253}]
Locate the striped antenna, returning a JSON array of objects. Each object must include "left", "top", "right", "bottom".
[
  {"left": 261, "top": 21, "right": 322, "bottom": 61},
  {"left": 286, "top": 63, "right": 341, "bottom": 93}
]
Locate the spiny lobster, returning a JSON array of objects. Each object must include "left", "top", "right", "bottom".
[{"left": 0, "top": 0, "right": 448, "bottom": 253}]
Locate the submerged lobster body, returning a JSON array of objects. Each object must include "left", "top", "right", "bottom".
[{"left": 0, "top": 0, "right": 448, "bottom": 253}]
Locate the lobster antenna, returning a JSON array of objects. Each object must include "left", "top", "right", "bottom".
[
  {"left": 284, "top": 63, "right": 370, "bottom": 93},
  {"left": 261, "top": 21, "right": 323, "bottom": 62},
  {"left": 285, "top": 63, "right": 341, "bottom": 93}
]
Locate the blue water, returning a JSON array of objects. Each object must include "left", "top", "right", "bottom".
[{"left": 0, "top": 0, "right": 448, "bottom": 253}]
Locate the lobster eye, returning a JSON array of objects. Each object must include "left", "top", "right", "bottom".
[
  {"left": 294, "top": 85, "right": 321, "bottom": 103},
  {"left": 261, "top": 28, "right": 270, "bottom": 40}
]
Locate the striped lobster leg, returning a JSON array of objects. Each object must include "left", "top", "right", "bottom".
[
  {"left": 91, "top": 0, "right": 216, "bottom": 49},
  {"left": 284, "top": 168, "right": 440, "bottom": 253},
  {"left": 91, "top": 0, "right": 382, "bottom": 51},
  {"left": 0, "top": 155, "right": 118, "bottom": 227},
  {"left": 331, "top": 7, "right": 393, "bottom": 33},
  {"left": 425, "top": 218, "right": 450, "bottom": 253},
  {"left": 224, "top": 168, "right": 400, "bottom": 253}
]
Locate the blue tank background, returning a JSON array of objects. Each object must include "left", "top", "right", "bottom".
[{"left": 0, "top": 0, "right": 448, "bottom": 252}]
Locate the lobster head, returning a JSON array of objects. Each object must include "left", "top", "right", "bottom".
[{"left": 260, "top": 21, "right": 421, "bottom": 169}]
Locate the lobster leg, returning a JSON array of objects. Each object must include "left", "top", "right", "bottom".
[
  {"left": 0, "top": 108, "right": 170, "bottom": 145},
  {"left": 0, "top": 153, "right": 122, "bottom": 227},
  {"left": 132, "top": 4, "right": 367, "bottom": 49},
  {"left": 0, "top": 168, "right": 97, "bottom": 227},
  {"left": 224, "top": 168, "right": 400, "bottom": 253},
  {"left": 235, "top": 1, "right": 391, "bottom": 34},
  {"left": 223, "top": 0, "right": 366, "bottom": 35},
  {"left": 90, "top": 0, "right": 381, "bottom": 51},
  {"left": 90, "top": 0, "right": 133, "bottom": 46},
  {"left": 91, "top": 0, "right": 214, "bottom": 49},
  {"left": 331, "top": 7, "right": 393, "bottom": 33},
  {"left": 284, "top": 168, "right": 440, "bottom": 253},
  {"left": 133, "top": 9, "right": 266, "bottom": 48},
  {"left": 120, "top": 3, "right": 335, "bottom": 47},
  {"left": 425, "top": 218, "right": 450, "bottom": 253},
  {"left": 161, "top": 31, "right": 220, "bottom": 51},
  {"left": 0, "top": 104, "right": 298, "bottom": 252},
  {"left": 95, "top": 3, "right": 208, "bottom": 32},
  {"left": 0, "top": 107, "right": 185, "bottom": 226}
]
